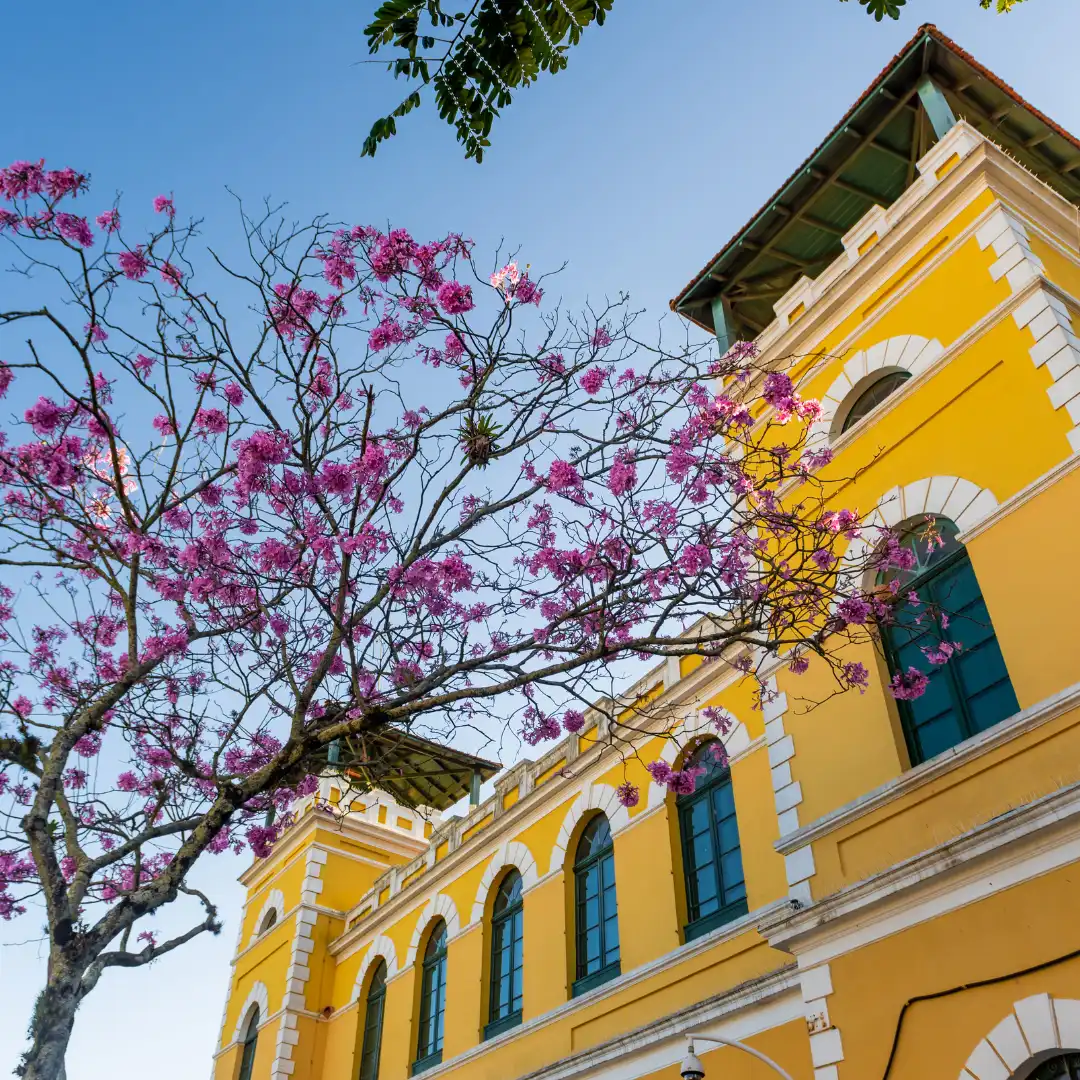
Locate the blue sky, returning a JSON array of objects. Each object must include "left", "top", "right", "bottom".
[{"left": 3, "top": 1, "right": 1079, "bottom": 1076}]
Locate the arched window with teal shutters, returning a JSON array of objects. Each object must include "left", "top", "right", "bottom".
[
  {"left": 358, "top": 959, "right": 387, "bottom": 1080},
  {"left": 572, "top": 814, "right": 620, "bottom": 996},
  {"left": 237, "top": 1005, "right": 260, "bottom": 1080},
  {"left": 678, "top": 742, "right": 747, "bottom": 942},
  {"left": 485, "top": 870, "right": 524, "bottom": 1038},
  {"left": 878, "top": 516, "right": 1018, "bottom": 766},
  {"left": 413, "top": 921, "right": 447, "bottom": 1075},
  {"left": 840, "top": 370, "right": 911, "bottom": 433}
]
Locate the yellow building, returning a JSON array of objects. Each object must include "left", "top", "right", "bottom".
[{"left": 212, "top": 25, "right": 1080, "bottom": 1080}]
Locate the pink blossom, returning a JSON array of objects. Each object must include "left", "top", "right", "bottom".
[
  {"left": 579, "top": 366, "right": 607, "bottom": 395},
  {"left": 887, "top": 667, "right": 930, "bottom": 700},
  {"left": 591, "top": 327, "right": 612, "bottom": 349},
  {"left": 842, "top": 661, "right": 870, "bottom": 693},
  {"left": 160, "top": 261, "right": 183, "bottom": 289},
  {"left": 562, "top": 710, "right": 585, "bottom": 734},
  {"left": 545, "top": 460, "right": 582, "bottom": 495},
  {"left": 616, "top": 782, "right": 640, "bottom": 808},
  {"left": 368, "top": 317, "right": 406, "bottom": 352},
  {"left": 837, "top": 596, "right": 872, "bottom": 626},
  {"left": 0, "top": 160, "right": 45, "bottom": 200},
  {"left": 607, "top": 456, "right": 637, "bottom": 497},
  {"left": 153, "top": 195, "right": 175, "bottom": 218},
  {"left": 788, "top": 655, "right": 810, "bottom": 675},
  {"left": 222, "top": 382, "right": 245, "bottom": 407},
  {"left": 44, "top": 168, "right": 87, "bottom": 200},
  {"left": 118, "top": 247, "right": 149, "bottom": 280},
  {"left": 55, "top": 213, "right": 94, "bottom": 247},
  {"left": 96, "top": 209, "right": 120, "bottom": 232},
  {"left": 194, "top": 408, "right": 228, "bottom": 435},
  {"left": 436, "top": 280, "right": 474, "bottom": 314},
  {"left": 152, "top": 414, "right": 176, "bottom": 437}
]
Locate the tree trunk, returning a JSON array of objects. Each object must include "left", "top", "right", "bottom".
[{"left": 18, "top": 963, "right": 82, "bottom": 1080}]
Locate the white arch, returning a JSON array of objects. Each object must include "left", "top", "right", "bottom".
[
  {"left": 547, "top": 784, "right": 632, "bottom": 875},
  {"left": 470, "top": 841, "right": 540, "bottom": 925},
  {"left": 959, "top": 994, "right": 1080, "bottom": 1079},
  {"left": 351, "top": 935, "right": 399, "bottom": 1002},
  {"left": 839, "top": 475, "right": 999, "bottom": 591},
  {"left": 646, "top": 710, "right": 751, "bottom": 810},
  {"left": 809, "top": 335, "right": 944, "bottom": 443},
  {"left": 230, "top": 980, "right": 270, "bottom": 1044},
  {"left": 405, "top": 893, "right": 461, "bottom": 966},
  {"left": 248, "top": 888, "right": 285, "bottom": 945}
]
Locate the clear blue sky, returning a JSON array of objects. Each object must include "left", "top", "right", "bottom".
[{"left": 2, "top": 1, "right": 1079, "bottom": 1076}]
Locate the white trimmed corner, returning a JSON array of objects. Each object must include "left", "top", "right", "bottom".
[
  {"left": 470, "top": 841, "right": 540, "bottom": 924},
  {"left": 405, "top": 893, "right": 462, "bottom": 966},
  {"left": 547, "top": 784, "right": 632, "bottom": 875},
  {"left": 352, "top": 935, "right": 399, "bottom": 1001}
]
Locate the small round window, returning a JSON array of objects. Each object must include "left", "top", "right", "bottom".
[{"left": 840, "top": 370, "right": 911, "bottom": 434}]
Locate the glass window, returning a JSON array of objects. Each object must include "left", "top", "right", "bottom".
[
  {"left": 840, "top": 370, "right": 911, "bottom": 433},
  {"left": 237, "top": 1005, "right": 260, "bottom": 1080},
  {"left": 878, "top": 516, "right": 1018, "bottom": 766},
  {"left": 572, "top": 814, "right": 620, "bottom": 997},
  {"left": 485, "top": 870, "right": 524, "bottom": 1039},
  {"left": 413, "top": 921, "right": 447, "bottom": 1075},
  {"left": 258, "top": 909, "right": 277, "bottom": 935},
  {"left": 678, "top": 742, "right": 748, "bottom": 942},
  {"left": 358, "top": 960, "right": 387, "bottom": 1080},
  {"left": 1030, "top": 1052, "right": 1080, "bottom": 1079}
]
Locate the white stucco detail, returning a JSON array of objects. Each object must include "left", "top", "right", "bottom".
[
  {"left": 231, "top": 980, "right": 270, "bottom": 1043},
  {"left": 249, "top": 888, "right": 286, "bottom": 945},
  {"left": 959, "top": 995, "right": 1080, "bottom": 1079},
  {"left": 547, "top": 784, "right": 632, "bottom": 874},
  {"left": 811, "top": 335, "right": 944, "bottom": 442},
  {"left": 840, "top": 475, "right": 999, "bottom": 590},
  {"left": 470, "top": 840, "right": 541, "bottom": 924},
  {"left": 405, "top": 892, "right": 463, "bottom": 966},
  {"left": 352, "top": 935, "right": 400, "bottom": 1001}
]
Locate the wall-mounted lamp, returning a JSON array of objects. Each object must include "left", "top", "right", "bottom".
[{"left": 678, "top": 1032, "right": 795, "bottom": 1080}]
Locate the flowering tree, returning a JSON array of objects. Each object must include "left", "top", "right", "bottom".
[{"left": 0, "top": 160, "right": 938, "bottom": 1079}]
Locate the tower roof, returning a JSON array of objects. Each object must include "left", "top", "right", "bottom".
[
  {"left": 314, "top": 726, "right": 500, "bottom": 811},
  {"left": 672, "top": 23, "right": 1080, "bottom": 338}
]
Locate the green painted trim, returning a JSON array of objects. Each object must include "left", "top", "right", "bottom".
[
  {"left": 571, "top": 961, "right": 621, "bottom": 998},
  {"left": 916, "top": 76, "right": 958, "bottom": 141},
  {"left": 710, "top": 296, "right": 739, "bottom": 355}
]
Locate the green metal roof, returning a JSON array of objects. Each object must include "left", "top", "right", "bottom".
[
  {"left": 313, "top": 726, "right": 501, "bottom": 811},
  {"left": 672, "top": 23, "right": 1080, "bottom": 338}
]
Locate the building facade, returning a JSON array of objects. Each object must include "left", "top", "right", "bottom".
[{"left": 212, "top": 25, "right": 1080, "bottom": 1080}]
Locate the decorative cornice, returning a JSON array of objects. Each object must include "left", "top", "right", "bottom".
[
  {"left": 774, "top": 679, "right": 1080, "bottom": 857},
  {"left": 759, "top": 777, "right": 1080, "bottom": 961}
]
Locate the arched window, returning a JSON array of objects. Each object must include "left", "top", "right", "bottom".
[
  {"left": 357, "top": 960, "right": 387, "bottom": 1080},
  {"left": 237, "top": 1005, "right": 260, "bottom": 1080},
  {"left": 1030, "top": 1052, "right": 1080, "bottom": 1079},
  {"left": 413, "top": 920, "right": 447, "bottom": 1075},
  {"left": 572, "top": 814, "right": 620, "bottom": 997},
  {"left": 485, "top": 870, "right": 524, "bottom": 1039},
  {"left": 258, "top": 909, "right": 278, "bottom": 935},
  {"left": 878, "top": 516, "right": 1018, "bottom": 766},
  {"left": 678, "top": 742, "right": 747, "bottom": 942},
  {"left": 840, "top": 370, "right": 911, "bottom": 433}
]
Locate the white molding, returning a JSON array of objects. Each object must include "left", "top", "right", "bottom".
[
  {"left": 249, "top": 888, "right": 285, "bottom": 946},
  {"left": 548, "top": 783, "right": 632, "bottom": 874},
  {"left": 959, "top": 447, "right": 1080, "bottom": 544},
  {"left": 776, "top": 679, "right": 1080, "bottom": 856},
  {"left": 405, "top": 892, "right": 462, "bottom": 966},
  {"left": 960, "top": 995, "right": 1080, "bottom": 1079},
  {"left": 838, "top": 475, "right": 999, "bottom": 592},
  {"left": 762, "top": 778, "right": 1080, "bottom": 969},
  {"left": 470, "top": 840, "right": 540, "bottom": 925},
  {"left": 811, "top": 335, "right": 944, "bottom": 443},
  {"left": 351, "top": 935, "right": 399, "bottom": 1001},
  {"left": 231, "top": 981, "right": 270, "bottom": 1044}
]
